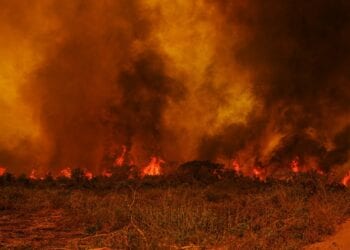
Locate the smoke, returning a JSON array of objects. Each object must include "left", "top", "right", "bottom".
[
  {"left": 0, "top": 0, "right": 349, "bottom": 174},
  {"left": 197, "top": 0, "right": 350, "bottom": 173}
]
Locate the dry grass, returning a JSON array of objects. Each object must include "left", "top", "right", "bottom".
[{"left": 0, "top": 174, "right": 349, "bottom": 249}]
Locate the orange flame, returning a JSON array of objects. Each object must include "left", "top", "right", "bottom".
[
  {"left": 142, "top": 157, "right": 164, "bottom": 177},
  {"left": 253, "top": 167, "right": 266, "bottom": 181},
  {"left": 0, "top": 167, "right": 6, "bottom": 176},
  {"left": 102, "top": 169, "right": 112, "bottom": 178},
  {"left": 341, "top": 171, "right": 350, "bottom": 187},
  {"left": 291, "top": 157, "right": 300, "bottom": 173},
  {"left": 114, "top": 145, "right": 127, "bottom": 167},
  {"left": 232, "top": 160, "right": 241, "bottom": 173},
  {"left": 29, "top": 169, "right": 38, "bottom": 180},
  {"left": 60, "top": 167, "right": 72, "bottom": 178},
  {"left": 84, "top": 171, "right": 93, "bottom": 180}
]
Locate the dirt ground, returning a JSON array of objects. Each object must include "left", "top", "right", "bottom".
[
  {"left": 1, "top": 209, "right": 350, "bottom": 249},
  {"left": 0, "top": 209, "right": 84, "bottom": 249},
  {"left": 306, "top": 220, "right": 350, "bottom": 250}
]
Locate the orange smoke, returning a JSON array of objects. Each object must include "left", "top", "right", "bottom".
[{"left": 0, "top": 0, "right": 349, "bottom": 180}]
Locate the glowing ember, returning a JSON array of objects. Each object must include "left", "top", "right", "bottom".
[
  {"left": 84, "top": 171, "right": 93, "bottom": 180},
  {"left": 114, "top": 145, "right": 127, "bottom": 167},
  {"left": 253, "top": 167, "right": 266, "bottom": 181},
  {"left": 60, "top": 168, "right": 72, "bottom": 178},
  {"left": 0, "top": 167, "right": 6, "bottom": 176},
  {"left": 29, "top": 169, "right": 38, "bottom": 180},
  {"left": 142, "top": 157, "right": 164, "bottom": 177},
  {"left": 341, "top": 172, "right": 350, "bottom": 187},
  {"left": 316, "top": 168, "right": 325, "bottom": 175},
  {"left": 291, "top": 157, "right": 300, "bottom": 173},
  {"left": 102, "top": 169, "right": 112, "bottom": 178},
  {"left": 232, "top": 160, "right": 241, "bottom": 173}
]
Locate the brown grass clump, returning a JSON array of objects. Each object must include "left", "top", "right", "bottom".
[{"left": 0, "top": 174, "right": 349, "bottom": 249}]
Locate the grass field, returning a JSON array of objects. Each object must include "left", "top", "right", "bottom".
[{"left": 0, "top": 171, "right": 349, "bottom": 249}]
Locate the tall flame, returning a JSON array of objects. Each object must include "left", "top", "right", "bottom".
[
  {"left": 142, "top": 157, "right": 164, "bottom": 177},
  {"left": 114, "top": 145, "right": 127, "bottom": 167}
]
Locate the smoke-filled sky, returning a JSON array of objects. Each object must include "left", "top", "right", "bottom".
[{"left": 0, "top": 0, "right": 349, "bottom": 175}]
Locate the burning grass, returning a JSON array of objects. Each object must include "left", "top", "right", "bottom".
[{"left": 0, "top": 170, "right": 349, "bottom": 249}]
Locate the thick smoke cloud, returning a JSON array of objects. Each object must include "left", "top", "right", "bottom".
[
  {"left": 199, "top": 0, "right": 350, "bottom": 173},
  {"left": 18, "top": 0, "right": 184, "bottom": 172},
  {"left": 0, "top": 0, "right": 349, "bottom": 175}
]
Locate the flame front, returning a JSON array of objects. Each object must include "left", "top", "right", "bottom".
[
  {"left": 60, "top": 168, "right": 72, "bottom": 179},
  {"left": 142, "top": 157, "right": 164, "bottom": 177}
]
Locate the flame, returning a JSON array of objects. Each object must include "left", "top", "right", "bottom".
[
  {"left": 253, "top": 167, "right": 266, "bottom": 181},
  {"left": 341, "top": 172, "right": 350, "bottom": 187},
  {"left": 142, "top": 157, "right": 164, "bottom": 177},
  {"left": 29, "top": 169, "right": 38, "bottom": 180},
  {"left": 114, "top": 145, "right": 127, "bottom": 167},
  {"left": 232, "top": 160, "right": 241, "bottom": 173},
  {"left": 0, "top": 167, "right": 6, "bottom": 176},
  {"left": 84, "top": 170, "right": 93, "bottom": 180},
  {"left": 59, "top": 167, "right": 72, "bottom": 178},
  {"left": 102, "top": 169, "right": 112, "bottom": 178},
  {"left": 291, "top": 157, "right": 300, "bottom": 173}
]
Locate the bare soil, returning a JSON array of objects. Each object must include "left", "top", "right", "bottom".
[
  {"left": 0, "top": 209, "right": 83, "bottom": 249},
  {"left": 306, "top": 220, "right": 350, "bottom": 250}
]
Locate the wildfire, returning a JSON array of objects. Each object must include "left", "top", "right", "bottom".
[
  {"left": 291, "top": 157, "right": 300, "bottom": 173},
  {"left": 60, "top": 168, "right": 72, "bottom": 178},
  {"left": 142, "top": 157, "right": 164, "bottom": 177},
  {"left": 341, "top": 172, "right": 350, "bottom": 187},
  {"left": 0, "top": 167, "right": 6, "bottom": 176},
  {"left": 114, "top": 145, "right": 127, "bottom": 167}
]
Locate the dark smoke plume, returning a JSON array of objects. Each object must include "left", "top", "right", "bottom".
[
  {"left": 199, "top": 0, "right": 350, "bottom": 172},
  {"left": 19, "top": 0, "right": 184, "bottom": 172},
  {"left": 0, "top": 0, "right": 349, "bottom": 176}
]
